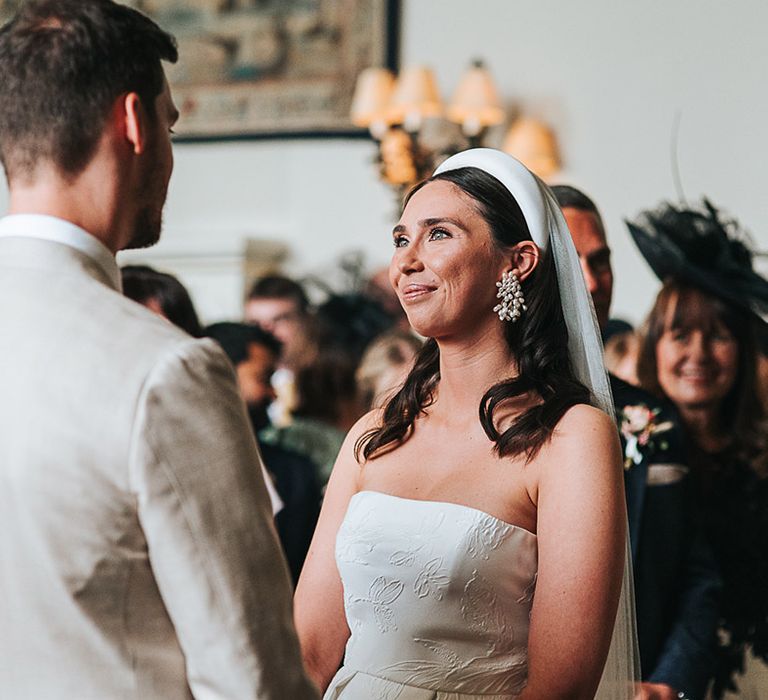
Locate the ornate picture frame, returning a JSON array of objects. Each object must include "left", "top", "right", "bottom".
[{"left": 0, "top": 0, "right": 400, "bottom": 141}]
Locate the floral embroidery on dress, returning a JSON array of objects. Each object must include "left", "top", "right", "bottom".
[
  {"left": 350, "top": 576, "right": 405, "bottom": 633},
  {"left": 466, "top": 514, "right": 510, "bottom": 559},
  {"left": 461, "top": 570, "right": 509, "bottom": 640},
  {"left": 336, "top": 507, "right": 380, "bottom": 566},
  {"left": 458, "top": 570, "right": 529, "bottom": 690},
  {"left": 388, "top": 511, "right": 445, "bottom": 567},
  {"left": 413, "top": 557, "right": 450, "bottom": 600},
  {"left": 619, "top": 404, "right": 674, "bottom": 469},
  {"left": 388, "top": 548, "right": 420, "bottom": 567},
  {"left": 382, "top": 636, "right": 528, "bottom": 695}
]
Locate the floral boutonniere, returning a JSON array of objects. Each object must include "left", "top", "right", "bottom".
[{"left": 619, "top": 405, "right": 674, "bottom": 470}]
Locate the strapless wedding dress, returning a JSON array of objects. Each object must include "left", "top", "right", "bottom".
[{"left": 325, "top": 491, "right": 538, "bottom": 699}]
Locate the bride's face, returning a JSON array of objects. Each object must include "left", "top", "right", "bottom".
[{"left": 389, "top": 179, "right": 508, "bottom": 338}]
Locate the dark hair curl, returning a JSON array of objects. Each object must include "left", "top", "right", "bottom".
[{"left": 355, "top": 167, "right": 591, "bottom": 463}]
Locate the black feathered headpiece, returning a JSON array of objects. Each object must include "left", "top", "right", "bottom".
[{"left": 626, "top": 199, "right": 768, "bottom": 327}]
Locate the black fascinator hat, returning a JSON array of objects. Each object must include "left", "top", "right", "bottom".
[{"left": 626, "top": 199, "right": 768, "bottom": 328}]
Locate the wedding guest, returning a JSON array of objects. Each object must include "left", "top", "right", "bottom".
[
  {"left": 356, "top": 330, "right": 422, "bottom": 410},
  {"left": 553, "top": 185, "right": 720, "bottom": 700},
  {"left": 205, "top": 322, "right": 283, "bottom": 431},
  {"left": 630, "top": 200, "right": 768, "bottom": 699},
  {"left": 245, "top": 274, "right": 314, "bottom": 426},
  {"left": 296, "top": 150, "right": 637, "bottom": 698},
  {"left": 314, "top": 291, "right": 396, "bottom": 361},
  {"left": 261, "top": 345, "right": 360, "bottom": 486},
  {"left": 603, "top": 320, "right": 641, "bottom": 386},
  {"left": 121, "top": 264, "right": 202, "bottom": 337},
  {"left": 0, "top": 2, "right": 317, "bottom": 697},
  {"left": 205, "top": 322, "right": 322, "bottom": 584},
  {"left": 605, "top": 318, "right": 634, "bottom": 342},
  {"left": 245, "top": 274, "right": 313, "bottom": 365}
]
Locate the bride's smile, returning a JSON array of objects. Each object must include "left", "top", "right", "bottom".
[
  {"left": 399, "top": 282, "right": 437, "bottom": 302},
  {"left": 389, "top": 179, "right": 509, "bottom": 339}
]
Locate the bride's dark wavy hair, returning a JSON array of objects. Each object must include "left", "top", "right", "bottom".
[{"left": 355, "top": 167, "right": 591, "bottom": 463}]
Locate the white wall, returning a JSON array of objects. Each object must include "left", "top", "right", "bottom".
[{"left": 2, "top": 0, "right": 766, "bottom": 323}]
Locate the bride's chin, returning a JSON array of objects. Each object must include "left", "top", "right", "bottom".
[
  {"left": 408, "top": 321, "right": 454, "bottom": 341},
  {"left": 405, "top": 314, "right": 444, "bottom": 339}
]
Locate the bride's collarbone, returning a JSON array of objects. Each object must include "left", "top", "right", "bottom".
[{"left": 360, "top": 431, "right": 539, "bottom": 533}]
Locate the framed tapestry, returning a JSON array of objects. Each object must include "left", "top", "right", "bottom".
[{"left": 0, "top": 0, "right": 400, "bottom": 141}]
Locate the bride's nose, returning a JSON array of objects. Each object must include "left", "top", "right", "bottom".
[{"left": 396, "top": 245, "right": 425, "bottom": 275}]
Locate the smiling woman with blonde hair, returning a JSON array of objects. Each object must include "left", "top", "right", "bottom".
[
  {"left": 630, "top": 201, "right": 768, "bottom": 698},
  {"left": 355, "top": 330, "right": 422, "bottom": 410},
  {"left": 295, "top": 149, "right": 639, "bottom": 699}
]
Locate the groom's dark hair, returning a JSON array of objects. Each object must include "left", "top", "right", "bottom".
[{"left": 0, "top": 0, "right": 177, "bottom": 182}]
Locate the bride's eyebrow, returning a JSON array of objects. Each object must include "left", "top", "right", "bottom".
[
  {"left": 392, "top": 217, "right": 467, "bottom": 236},
  {"left": 420, "top": 217, "right": 466, "bottom": 230}
]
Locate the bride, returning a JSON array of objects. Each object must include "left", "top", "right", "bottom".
[{"left": 295, "top": 149, "right": 638, "bottom": 699}]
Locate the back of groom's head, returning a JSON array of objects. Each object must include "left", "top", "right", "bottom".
[{"left": 0, "top": 0, "right": 177, "bottom": 184}]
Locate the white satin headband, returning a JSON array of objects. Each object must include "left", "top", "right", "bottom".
[{"left": 433, "top": 148, "right": 551, "bottom": 251}]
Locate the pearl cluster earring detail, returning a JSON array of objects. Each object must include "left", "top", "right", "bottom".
[{"left": 493, "top": 270, "right": 526, "bottom": 322}]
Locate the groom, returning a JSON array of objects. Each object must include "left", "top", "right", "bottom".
[
  {"left": 553, "top": 186, "right": 720, "bottom": 700},
  {"left": 0, "top": 1, "right": 317, "bottom": 698}
]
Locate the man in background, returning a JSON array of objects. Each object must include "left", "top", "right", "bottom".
[
  {"left": 206, "top": 322, "right": 322, "bottom": 584},
  {"left": 245, "top": 274, "right": 314, "bottom": 425},
  {"left": 553, "top": 185, "right": 720, "bottom": 700},
  {"left": 245, "top": 274, "right": 312, "bottom": 367},
  {"left": 0, "top": 1, "right": 317, "bottom": 697}
]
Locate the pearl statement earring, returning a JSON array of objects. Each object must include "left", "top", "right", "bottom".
[{"left": 493, "top": 270, "right": 526, "bottom": 322}]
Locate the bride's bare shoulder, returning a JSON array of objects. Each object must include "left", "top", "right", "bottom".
[
  {"left": 553, "top": 402, "right": 617, "bottom": 438},
  {"left": 544, "top": 403, "right": 621, "bottom": 470},
  {"left": 533, "top": 403, "right": 623, "bottom": 517}
]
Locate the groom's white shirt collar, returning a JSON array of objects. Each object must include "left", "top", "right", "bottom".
[{"left": 0, "top": 214, "right": 121, "bottom": 292}]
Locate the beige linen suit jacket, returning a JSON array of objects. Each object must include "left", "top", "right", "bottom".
[{"left": 0, "top": 218, "right": 318, "bottom": 699}]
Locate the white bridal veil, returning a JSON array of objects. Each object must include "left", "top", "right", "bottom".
[{"left": 435, "top": 149, "right": 640, "bottom": 698}]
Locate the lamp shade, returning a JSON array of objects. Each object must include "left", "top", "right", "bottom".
[
  {"left": 387, "top": 66, "right": 443, "bottom": 130},
  {"left": 447, "top": 61, "right": 505, "bottom": 135},
  {"left": 502, "top": 117, "right": 561, "bottom": 178},
  {"left": 350, "top": 67, "right": 395, "bottom": 128}
]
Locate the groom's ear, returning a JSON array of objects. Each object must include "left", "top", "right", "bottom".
[
  {"left": 121, "top": 92, "right": 149, "bottom": 155},
  {"left": 510, "top": 241, "right": 540, "bottom": 282}
]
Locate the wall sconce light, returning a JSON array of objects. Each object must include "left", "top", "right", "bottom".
[
  {"left": 502, "top": 117, "right": 560, "bottom": 179},
  {"left": 351, "top": 59, "right": 561, "bottom": 195}
]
